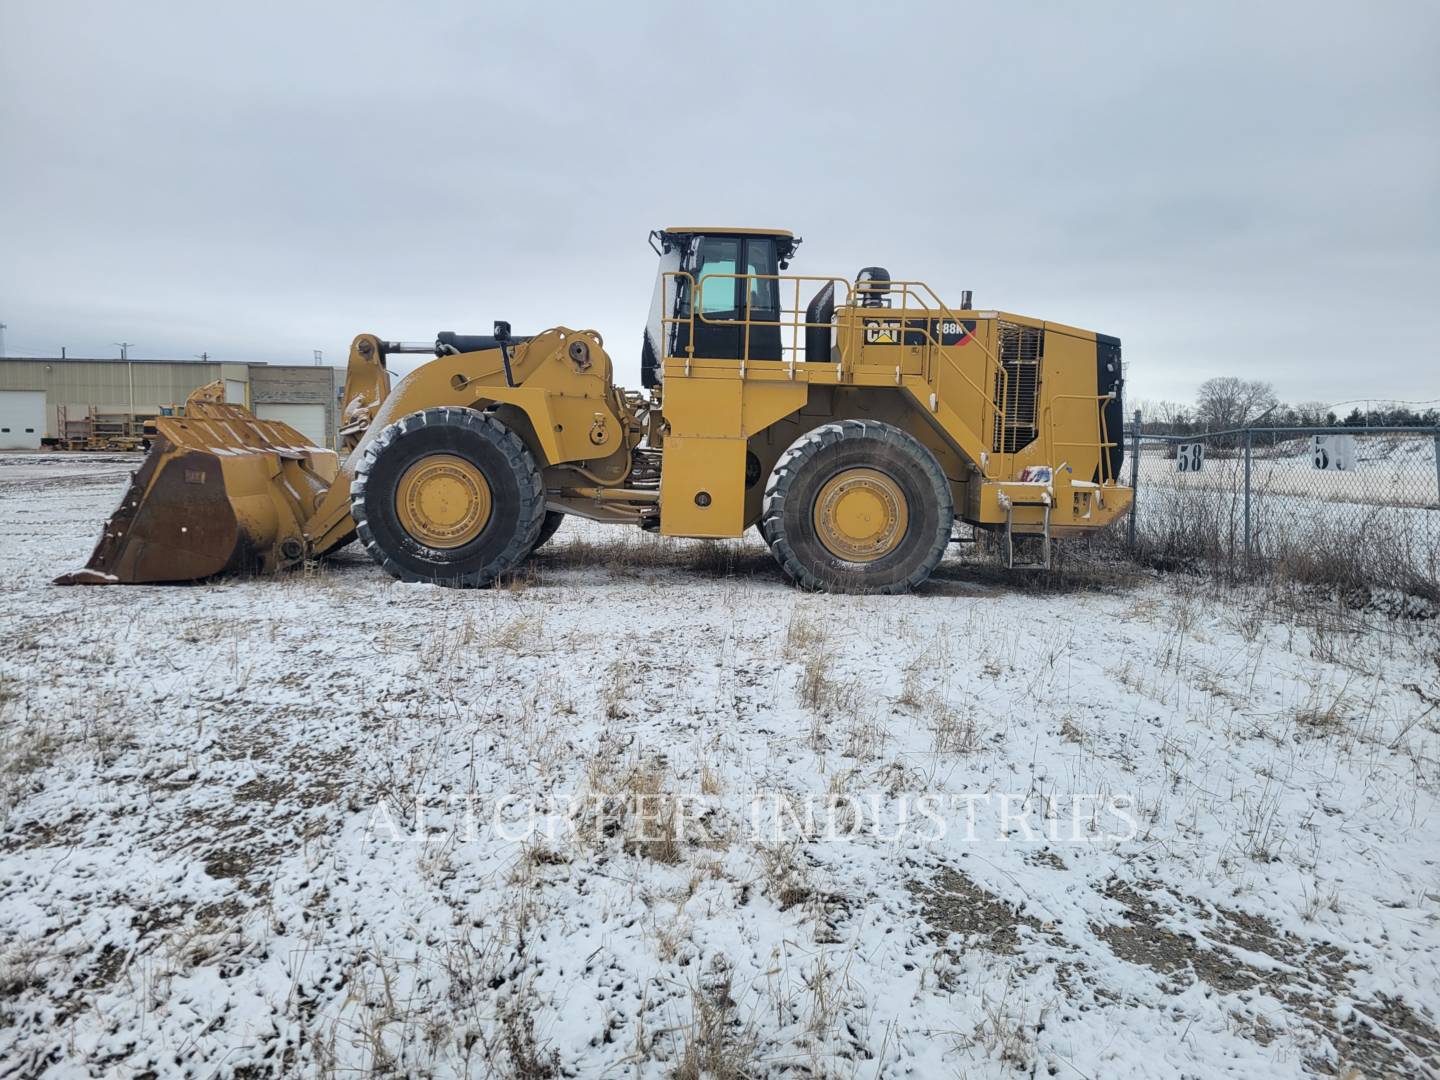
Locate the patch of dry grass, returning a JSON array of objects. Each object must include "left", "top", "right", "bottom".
[
  {"left": 673, "top": 959, "right": 759, "bottom": 1080},
  {"left": 583, "top": 753, "right": 687, "bottom": 864},
  {"left": 0, "top": 719, "right": 59, "bottom": 825}
]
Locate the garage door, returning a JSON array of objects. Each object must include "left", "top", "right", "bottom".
[
  {"left": 255, "top": 403, "right": 328, "bottom": 447},
  {"left": 0, "top": 390, "right": 46, "bottom": 450}
]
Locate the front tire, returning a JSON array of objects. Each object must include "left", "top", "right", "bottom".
[
  {"left": 351, "top": 407, "right": 544, "bottom": 587},
  {"left": 762, "top": 420, "right": 952, "bottom": 594},
  {"left": 754, "top": 515, "right": 776, "bottom": 549}
]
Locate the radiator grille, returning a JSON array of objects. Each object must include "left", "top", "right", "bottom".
[{"left": 992, "top": 322, "right": 1043, "bottom": 454}]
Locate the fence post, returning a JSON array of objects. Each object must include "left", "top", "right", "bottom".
[
  {"left": 1434, "top": 429, "right": 1440, "bottom": 509},
  {"left": 1127, "top": 409, "right": 1141, "bottom": 548},
  {"left": 1243, "top": 427, "right": 1252, "bottom": 571}
]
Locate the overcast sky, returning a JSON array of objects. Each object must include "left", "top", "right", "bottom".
[{"left": 2, "top": 1, "right": 1436, "bottom": 408}]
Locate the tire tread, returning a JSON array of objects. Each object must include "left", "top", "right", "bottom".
[
  {"left": 762, "top": 420, "right": 952, "bottom": 594},
  {"left": 350, "top": 407, "right": 543, "bottom": 587}
]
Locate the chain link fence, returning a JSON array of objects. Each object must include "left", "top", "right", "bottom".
[{"left": 1125, "top": 421, "right": 1440, "bottom": 595}]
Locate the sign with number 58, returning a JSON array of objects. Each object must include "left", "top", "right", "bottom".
[{"left": 1176, "top": 443, "right": 1205, "bottom": 473}]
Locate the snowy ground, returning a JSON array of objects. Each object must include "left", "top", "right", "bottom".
[{"left": 2, "top": 452, "right": 1439, "bottom": 1079}]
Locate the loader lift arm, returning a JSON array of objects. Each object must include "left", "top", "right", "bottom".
[{"left": 304, "top": 326, "right": 638, "bottom": 568}]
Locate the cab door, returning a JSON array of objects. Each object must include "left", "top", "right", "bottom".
[
  {"left": 690, "top": 235, "right": 742, "bottom": 360},
  {"left": 669, "top": 234, "right": 782, "bottom": 363}
]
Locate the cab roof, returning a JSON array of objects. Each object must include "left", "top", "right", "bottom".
[{"left": 663, "top": 226, "right": 794, "bottom": 238}]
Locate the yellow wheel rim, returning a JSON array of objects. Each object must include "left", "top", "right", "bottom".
[
  {"left": 395, "top": 454, "right": 491, "bottom": 549},
  {"left": 812, "top": 468, "right": 908, "bottom": 562}
]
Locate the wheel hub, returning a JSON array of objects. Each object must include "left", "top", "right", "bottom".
[
  {"left": 395, "top": 454, "right": 491, "bottom": 548},
  {"left": 812, "top": 468, "right": 908, "bottom": 562}
]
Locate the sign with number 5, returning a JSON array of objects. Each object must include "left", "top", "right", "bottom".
[{"left": 1312, "top": 434, "right": 1356, "bottom": 471}]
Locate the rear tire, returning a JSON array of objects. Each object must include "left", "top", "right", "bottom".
[
  {"left": 762, "top": 420, "right": 952, "bottom": 594},
  {"left": 530, "top": 510, "right": 565, "bottom": 554},
  {"left": 351, "top": 407, "right": 543, "bottom": 587}
]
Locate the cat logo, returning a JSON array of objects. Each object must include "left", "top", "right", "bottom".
[
  {"left": 864, "top": 319, "right": 901, "bottom": 344},
  {"left": 864, "top": 317, "right": 976, "bottom": 346}
]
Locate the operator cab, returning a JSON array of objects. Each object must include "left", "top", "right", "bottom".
[{"left": 641, "top": 227, "right": 800, "bottom": 387}]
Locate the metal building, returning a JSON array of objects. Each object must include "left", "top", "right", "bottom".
[{"left": 0, "top": 357, "right": 339, "bottom": 450}]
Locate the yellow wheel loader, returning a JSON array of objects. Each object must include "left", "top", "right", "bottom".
[{"left": 57, "top": 227, "right": 1132, "bottom": 593}]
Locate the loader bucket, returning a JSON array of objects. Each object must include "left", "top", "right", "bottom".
[{"left": 55, "top": 403, "right": 339, "bottom": 585}]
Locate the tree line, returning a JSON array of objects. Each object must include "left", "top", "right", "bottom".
[{"left": 1135, "top": 377, "right": 1437, "bottom": 435}]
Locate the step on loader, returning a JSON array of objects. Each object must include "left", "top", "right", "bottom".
[{"left": 58, "top": 227, "right": 1132, "bottom": 593}]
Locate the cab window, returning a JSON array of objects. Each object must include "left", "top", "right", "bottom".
[
  {"left": 745, "top": 239, "right": 778, "bottom": 314},
  {"left": 696, "top": 237, "right": 739, "bottom": 315}
]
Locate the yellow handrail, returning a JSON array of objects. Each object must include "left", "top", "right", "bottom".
[
  {"left": 1040, "top": 393, "right": 1119, "bottom": 485},
  {"left": 660, "top": 272, "right": 856, "bottom": 370},
  {"left": 868, "top": 280, "right": 1012, "bottom": 474},
  {"left": 661, "top": 269, "right": 1027, "bottom": 478},
  {"left": 658, "top": 269, "right": 694, "bottom": 363}
]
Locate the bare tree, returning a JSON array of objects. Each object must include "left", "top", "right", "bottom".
[
  {"left": 1134, "top": 399, "right": 1195, "bottom": 435},
  {"left": 1152, "top": 400, "right": 1193, "bottom": 434},
  {"left": 1195, "top": 377, "right": 1277, "bottom": 430},
  {"left": 1291, "top": 400, "right": 1333, "bottom": 427}
]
